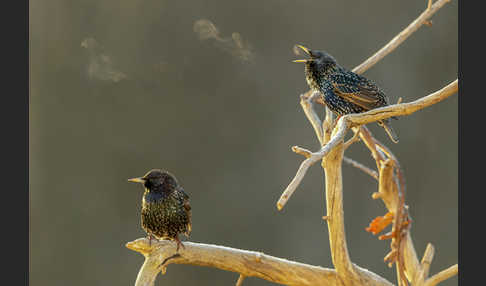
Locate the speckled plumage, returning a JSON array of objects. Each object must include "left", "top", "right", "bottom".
[
  {"left": 294, "top": 45, "right": 399, "bottom": 143},
  {"left": 129, "top": 169, "right": 191, "bottom": 250}
]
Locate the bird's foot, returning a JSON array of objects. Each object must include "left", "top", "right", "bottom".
[
  {"left": 174, "top": 235, "right": 185, "bottom": 252},
  {"left": 147, "top": 234, "right": 155, "bottom": 246}
]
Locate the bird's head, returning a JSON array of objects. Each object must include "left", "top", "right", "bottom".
[
  {"left": 293, "top": 45, "right": 337, "bottom": 66},
  {"left": 128, "top": 169, "right": 178, "bottom": 192}
]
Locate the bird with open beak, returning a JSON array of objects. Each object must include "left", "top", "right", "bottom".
[{"left": 293, "top": 45, "right": 399, "bottom": 143}]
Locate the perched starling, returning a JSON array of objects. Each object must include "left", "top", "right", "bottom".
[
  {"left": 293, "top": 45, "right": 399, "bottom": 143},
  {"left": 128, "top": 169, "right": 191, "bottom": 251}
]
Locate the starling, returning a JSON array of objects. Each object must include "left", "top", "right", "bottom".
[
  {"left": 293, "top": 45, "right": 399, "bottom": 143},
  {"left": 128, "top": 169, "right": 191, "bottom": 251}
]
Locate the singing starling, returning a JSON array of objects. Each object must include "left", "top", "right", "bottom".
[
  {"left": 293, "top": 45, "right": 399, "bottom": 143},
  {"left": 128, "top": 169, "right": 191, "bottom": 251}
]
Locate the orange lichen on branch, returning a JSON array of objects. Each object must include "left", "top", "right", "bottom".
[{"left": 366, "top": 212, "right": 394, "bottom": 235}]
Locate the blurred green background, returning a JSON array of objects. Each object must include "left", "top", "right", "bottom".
[{"left": 30, "top": 0, "right": 457, "bottom": 285}]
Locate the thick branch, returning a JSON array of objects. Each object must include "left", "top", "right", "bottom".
[
  {"left": 352, "top": 0, "right": 452, "bottom": 75},
  {"left": 321, "top": 140, "right": 357, "bottom": 282},
  {"left": 424, "top": 264, "right": 458, "bottom": 286},
  {"left": 126, "top": 238, "right": 393, "bottom": 286}
]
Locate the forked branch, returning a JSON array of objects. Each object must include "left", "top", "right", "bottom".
[{"left": 276, "top": 79, "right": 457, "bottom": 210}]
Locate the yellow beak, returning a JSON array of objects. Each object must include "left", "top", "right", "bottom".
[
  {"left": 128, "top": 177, "right": 145, "bottom": 183},
  {"left": 293, "top": 45, "right": 311, "bottom": 63},
  {"left": 296, "top": 45, "right": 310, "bottom": 55}
]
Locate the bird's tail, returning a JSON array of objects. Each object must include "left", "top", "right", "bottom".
[{"left": 379, "top": 119, "right": 399, "bottom": 143}]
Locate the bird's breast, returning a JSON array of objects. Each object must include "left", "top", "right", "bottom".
[{"left": 304, "top": 64, "right": 323, "bottom": 92}]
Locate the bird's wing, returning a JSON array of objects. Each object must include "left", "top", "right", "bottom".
[
  {"left": 178, "top": 186, "right": 192, "bottom": 236},
  {"left": 178, "top": 186, "right": 190, "bottom": 200},
  {"left": 184, "top": 199, "right": 192, "bottom": 232},
  {"left": 184, "top": 199, "right": 192, "bottom": 236},
  {"left": 183, "top": 199, "right": 191, "bottom": 212},
  {"left": 329, "top": 74, "right": 382, "bottom": 111}
]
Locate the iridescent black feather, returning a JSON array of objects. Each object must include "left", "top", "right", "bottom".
[
  {"left": 129, "top": 169, "right": 191, "bottom": 250},
  {"left": 295, "top": 46, "right": 399, "bottom": 143}
]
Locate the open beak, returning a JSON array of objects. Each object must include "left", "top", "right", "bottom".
[
  {"left": 293, "top": 45, "right": 312, "bottom": 63},
  {"left": 128, "top": 177, "right": 145, "bottom": 183}
]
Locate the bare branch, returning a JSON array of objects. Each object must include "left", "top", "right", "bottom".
[
  {"left": 300, "top": 91, "right": 324, "bottom": 145},
  {"left": 277, "top": 119, "right": 349, "bottom": 210},
  {"left": 352, "top": 0, "right": 452, "bottom": 75},
  {"left": 359, "top": 127, "right": 416, "bottom": 285},
  {"left": 292, "top": 146, "right": 312, "bottom": 158},
  {"left": 401, "top": 233, "right": 421, "bottom": 284},
  {"left": 235, "top": 274, "right": 246, "bottom": 286},
  {"left": 410, "top": 243, "right": 435, "bottom": 285},
  {"left": 126, "top": 238, "right": 393, "bottom": 286},
  {"left": 343, "top": 156, "right": 379, "bottom": 180},
  {"left": 343, "top": 128, "right": 361, "bottom": 151},
  {"left": 424, "top": 264, "right": 458, "bottom": 286},
  {"left": 421, "top": 243, "right": 435, "bottom": 279},
  {"left": 323, "top": 107, "right": 335, "bottom": 141},
  {"left": 277, "top": 80, "right": 457, "bottom": 211},
  {"left": 346, "top": 79, "right": 458, "bottom": 127},
  {"left": 321, "top": 140, "right": 356, "bottom": 281},
  {"left": 359, "top": 122, "right": 459, "bottom": 286}
]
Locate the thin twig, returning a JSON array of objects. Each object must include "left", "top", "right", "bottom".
[
  {"left": 300, "top": 91, "right": 324, "bottom": 145},
  {"left": 277, "top": 119, "right": 349, "bottom": 210},
  {"left": 235, "top": 274, "right": 246, "bottom": 286},
  {"left": 352, "top": 0, "right": 451, "bottom": 75},
  {"left": 343, "top": 156, "right": 379, "bottom": 180},
  {"left": 292, "top": 146, "right": 312, "bottom": 158},
  {"left": 343, "top": 128, "right": 361, "bottom": 151},
  {"left": 421, "top": 243, "right": 435, "bottom": 278}
]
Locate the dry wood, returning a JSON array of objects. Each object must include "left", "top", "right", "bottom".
[
  {"left": 235, "top": 274, "right": 246, "bottom": 286},
  {"left": 277, "top": 79, "right": 457, "bottom": 210},
  {"left": 126, "top": 238, "right": 393, "bottom": 286}
]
